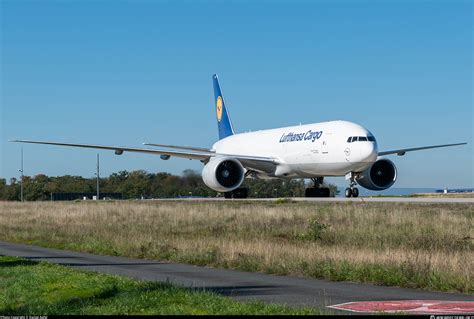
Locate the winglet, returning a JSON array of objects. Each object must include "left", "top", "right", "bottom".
[{"left": 213, "top": 74, "right": 235, "bottom": 140}]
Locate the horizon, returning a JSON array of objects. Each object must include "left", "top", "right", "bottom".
[{"left": 2, "top": 167, "right": 471, "bottom": 192}]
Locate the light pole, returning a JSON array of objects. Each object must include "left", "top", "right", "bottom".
[
  {"left": 19, "top": 148, "right": 24, "bottom": 202},
  {"left": 94, "top": 154, "right": 100, "bottom": 200}
]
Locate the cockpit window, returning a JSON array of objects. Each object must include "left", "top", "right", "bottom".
[{"left": 348, "top": 135, "right": 375, "bottom": 142}]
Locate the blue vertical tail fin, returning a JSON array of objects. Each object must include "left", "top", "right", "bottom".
[{"left": 213, "top": 74, "right": 235, "bottom": 140}]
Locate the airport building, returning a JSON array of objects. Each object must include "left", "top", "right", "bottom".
[{"left": 51, "top": 192, "right": 123, "bottom": 201}]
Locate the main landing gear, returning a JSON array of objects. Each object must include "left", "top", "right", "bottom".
[
  {"left": 224, "top": 188, "right": 248, "bottom": 199},
  {"left": 305, "top": 177, "right": 330, "bottom": 197},
  {"left": 345, "top": 173, "right": 359, "bottom": 198}
]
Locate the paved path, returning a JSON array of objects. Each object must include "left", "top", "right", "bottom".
[
  {"left": 289, "top": 197, "right": 474, "bottom": 204},
  {"left": 0, "top": 241, "right": 471, "bottom": 311}
]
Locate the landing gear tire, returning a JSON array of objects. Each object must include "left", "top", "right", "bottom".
[
  {"left": 345, "top": 172, "right": 359, "bottom": 198},
  {"left": 345, "top": 187, "right": 359, "bottom": 198},
  {"left": 345, "top": 187, "right": 352, "bottom": 198},
  {"left": 305, "top": 177, "right": 330, "bottom": 197},
  {"left": 224, "top": 188, "right": 248, "bottom": 199},
  {"left": 352, "top": 187, "right": 359, "bottom": 198},
  {"left": 305, "top": 187, "right": 330, "bottom": 197}
]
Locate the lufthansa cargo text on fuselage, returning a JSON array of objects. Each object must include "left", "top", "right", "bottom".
[{"left": 279, "top": 130, "right": 323, "bottom": 143}]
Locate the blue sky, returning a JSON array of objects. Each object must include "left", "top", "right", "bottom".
[{"left": 1, "top": 0, "right": 472, "bottom": 188}]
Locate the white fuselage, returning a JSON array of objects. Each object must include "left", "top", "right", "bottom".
[{"left": 212, "top": 120, "right": 378, "bottom": 178}]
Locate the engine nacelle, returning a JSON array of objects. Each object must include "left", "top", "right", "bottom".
[
  {"left": 356, "top": 158, "right": 397, "bottom": 191},
  {"left": 202, "top": 157, "right": 245, "bottom": 192}
]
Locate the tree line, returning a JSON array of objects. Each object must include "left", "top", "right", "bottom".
[{"left": 0, "top": 169, "right": 337, "bottom": 201}]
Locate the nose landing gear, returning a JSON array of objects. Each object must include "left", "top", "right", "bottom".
[{"left": 345, "top": 173, "right": 359, "bottom": 198}]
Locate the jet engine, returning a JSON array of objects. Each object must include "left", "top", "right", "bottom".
[
  {"left": 202, "top": 157, "right": 245, "bottom": 192},
  {"left": 356, "top": 158, "right": 397, "bottom": 191}
]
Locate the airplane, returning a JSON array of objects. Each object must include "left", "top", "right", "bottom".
[{"left": 12, "top": 74, "right": 467, "bottom": 198}]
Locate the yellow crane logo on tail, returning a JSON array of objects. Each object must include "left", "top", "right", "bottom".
[{"left": 216, "top": 96, "right": 223, "bottom": 122}]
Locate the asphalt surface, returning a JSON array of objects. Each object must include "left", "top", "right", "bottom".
[
  {"left": 164, "top": 197, "right": 474, "bottom": 204},
  {"left": 1, "top": 240, "right": 472, "bottom": 311},
  {"left": 280, "top": 197, "right": 474, "bottom": 204}
]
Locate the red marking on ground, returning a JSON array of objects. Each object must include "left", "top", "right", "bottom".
[{"left": 328, "top": 300, "right": 474, "bottom": 314}]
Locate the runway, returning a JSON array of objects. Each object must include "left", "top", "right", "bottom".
[
  {"left": 1, "top": 240, "right": 472, "bottom": 312},
  {"left": 162, "top": 196, "right": 474, "bottom": 204}
]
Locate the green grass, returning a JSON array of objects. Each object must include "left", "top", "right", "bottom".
[{"left": 0, "top": 256, "right": 324, "bottom": 315}]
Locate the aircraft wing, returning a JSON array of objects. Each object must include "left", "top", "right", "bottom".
[
  {"left": 143, "top": 142, "right": 214, "bottom": 153},
  {"left": 10, "top": 140, "right": 212, "bottom": 160},
  {"left": 224, "top": 154, "right": 279, "bottom": 174},
  {"left": 10, "top": 140, "right": 279, "bottom": 170},
  {"left": 142, "top": 143, "right": 279, "bottom": 171},
  {"left": 379, "top": 142, "right": 467, "bottom": 156}
]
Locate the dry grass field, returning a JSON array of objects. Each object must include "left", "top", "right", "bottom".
[{"left": 0, "top": 200, "right": 472, "bottom": 293}]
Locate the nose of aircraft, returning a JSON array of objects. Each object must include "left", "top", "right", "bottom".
[{"left": 360, "top": 141, "right": 378, "bottom": 162}]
